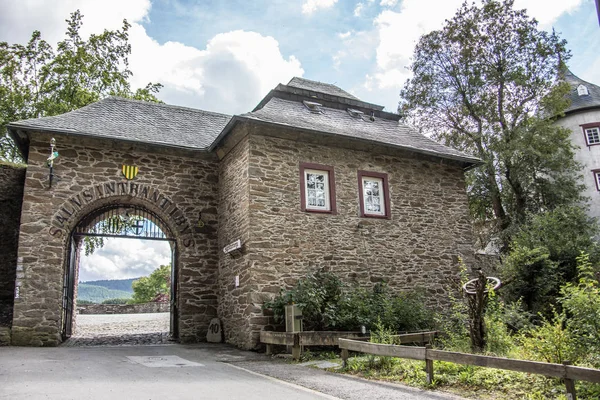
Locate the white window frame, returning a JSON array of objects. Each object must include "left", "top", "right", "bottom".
[
  {"left": 585, "top": 127, "right": 600, "bottom": 146},
  {"left": 361, "top": 176, "right": 386, "bottom": 216},
  {"left": 304, "top": 169, "right": 331, "bottom": 211}
]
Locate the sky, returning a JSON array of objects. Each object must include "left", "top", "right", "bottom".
[{"left": 1, "top": 0, "right": 598, "bottom": 280}]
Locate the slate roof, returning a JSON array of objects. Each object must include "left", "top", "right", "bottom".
[
  {"left": 287, "top": 77, "right": 360, "bottom": 101},
  {"left": 8, "top": 97, "right": 232, "bottom": 150},
  {"left": 564, "top": 69, "right": 600, "bottom": 113},
  {"left": 238, "top": 97, "right": 480, "bottom": 164}
]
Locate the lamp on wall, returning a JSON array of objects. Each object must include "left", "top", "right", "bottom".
[{"left": 47, "top": 138, "right": 59, "bottom": 188}]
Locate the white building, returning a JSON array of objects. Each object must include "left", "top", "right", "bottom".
[{"left": 556, "top": 70, "right": 600, "bottom": 220}]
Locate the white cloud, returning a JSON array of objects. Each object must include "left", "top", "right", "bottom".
[
  {"left": 370, "top": 0, "right": 463, "bottom": 90},
  {"left": 128, "top": 27, "right": 304, "bottom": 114},
  {"left": 302, "top": 0, "right": 338, "bottom": 15},
  {"left": 338, "top": 31, "right": 352, "bottom": 39},
  {"left": 514, "top": 0, "right": 583, "bottom": 27},
  {"left": 80, "top": 238, "right": 172, "bottom": 282},
  {"left": 0, "top": 1, "right": 304, "bottom": 115},
  {"left": 364, "top": 0, "right": 585, "bottom": 111},
  {"left": 0, "top": 0, "right": 151, "bottom": 46},
  {"left": 380, "top": 0, "right": 398, "bottom": 7},
  {"left": 354, "top": 2, "right": 364, "bottom": 17}
]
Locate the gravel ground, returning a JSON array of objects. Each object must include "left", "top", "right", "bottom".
[{"left": 62, "top": 312, "right": 171, "bottom": 347}]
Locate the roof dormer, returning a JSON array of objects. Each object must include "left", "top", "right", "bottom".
[{"left": 577, "top": 84, "right": 589, "bottom": 96}]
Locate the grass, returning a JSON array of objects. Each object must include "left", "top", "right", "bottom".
[{"left": 340, "top": 354, "right": 600, "bottom": 400}]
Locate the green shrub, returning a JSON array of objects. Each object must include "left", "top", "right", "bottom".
[
  {"left": 501, "top": 206, "right": 600, "bottom": 317},
  {"left": 483, "top": 291, "right": 517, "bottom": 356},
  {"left": 263, "top": 271, "right": 433, "bottom": 332},
  {"left": 338, "top": 282, "right": 434, "bottom": 332},
  {"left": 101, "top": 298, "right": 129, "bottom": 305},
  {"left": 263, "top": 270, "right": 344, "bottom": 331},
  {"left": 560, "top": 253, "right": 600, "bottom": 363},
  {"left": 77, "top": 299, "right": 94, "bottom": 305},
  {"left": 518, "top": 309, "right": 582, "bottom": 364}
]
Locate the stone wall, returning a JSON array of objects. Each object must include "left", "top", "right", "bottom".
[
  {"left": 78, "top": 302, "right": 170, "bottom": 314},
  {"left": 0, "top": 164, "right": 26, "bottom": 335},
  {"left": 217, "top": 125, "right": 475, "bottom": 349},
  {"left": 217, "top": 132, "right": 253, "bottom": 347},
  {"left": 11, "top": 132, "right": 220, "bottom": 346}
]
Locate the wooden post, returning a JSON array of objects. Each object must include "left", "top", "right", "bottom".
[
  {"left": 265, "top": 344, "right": 272, "bottom": 356},
  {"left": 341, "top": 348, "right": 349, "bottom": 368},
  {"left": 425, "top": 345, "right": 434, "bottom": 385},
  {"left": 292, "top": 344, "right": 301, "bottom": 360},
  {"left": 563, "top": 361, "right": 577, "bottom": 400}
]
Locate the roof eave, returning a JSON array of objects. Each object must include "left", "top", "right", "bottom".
[
  {"left": 236, "top": 116, "right": 482, "bottom": 167},
  {"left": 7, "top": 123, "right": 210, "bottom": 154},
  {"left": 208, "top": 116, "right": 242, "bottom": 152}
]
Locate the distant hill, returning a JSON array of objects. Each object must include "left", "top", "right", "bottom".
[
  {"left": 80, "top": 278, "right": 138, "bottom": 293},
  {"left": 77, "top": 284, "right": 132, "bottom": 303}
]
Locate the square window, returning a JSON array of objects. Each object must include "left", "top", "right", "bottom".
[
  {"left": 300, "top": 163, "right": 336, "bottom": 213},
  {"left": 358, "top": 171, "right": 390, "bottom": 218},
  {"left": 585, "top": 128, "right": 600, "bottom": 145},
  {"left": 581, "top": 123, "right": 600, "bottom": 146},
  {"left": 594, "top": 170, "right": 600, "bottom": 192}
]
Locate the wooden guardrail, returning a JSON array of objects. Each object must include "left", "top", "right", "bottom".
[
  {"left": 339, "top": 338, "right": 600, "bottom": 400},
  {"left": 261, "top": 331, "right": 367, "bottom": 359},
  {"left": 260, "top": 330, "right": 437, "bottom": 360}
]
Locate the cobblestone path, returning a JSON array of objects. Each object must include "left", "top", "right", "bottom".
[{"left": 61, "top": 312, "right": 173, "bottom": 347}]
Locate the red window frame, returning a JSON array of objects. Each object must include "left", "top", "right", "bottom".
[
  {"left": 580, "top": 123, "right": 600, "bottom": 147},
  {"left": 593, "top": 169, "right": 600, "bottom": 191},
  {"left": 299, "top": 162, "right": 337, "bottom": 214},
  {"left": 357, "top": 170, "right": 391, "bottom": 219}
]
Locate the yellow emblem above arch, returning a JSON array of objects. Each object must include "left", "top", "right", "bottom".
[{"left": 121, "top": 165, "right": 139, "bottom": 180}]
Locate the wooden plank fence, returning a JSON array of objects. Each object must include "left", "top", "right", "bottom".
[
  {"left": 339, "top": 338, "right": 600, "bottom": 400},
  {"left": 260, "top": 331, "right": 436, "bottom": 360}
]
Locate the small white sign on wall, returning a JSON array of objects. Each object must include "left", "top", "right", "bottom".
[{"left": 222, "top": 239, "right": 242, "bottom": 254}]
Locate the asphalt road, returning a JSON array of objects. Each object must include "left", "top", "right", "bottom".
[{"left": 0, "top": 344, "right": 465, "bottom": 400}]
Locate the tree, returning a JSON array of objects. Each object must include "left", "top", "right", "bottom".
[
  {"left": 0, "top": 10, "right": 162, "bottom": 162},
  {"left": 400, "top": 0, "right": 583, "bottom": 245},
  {"left": 501, "top": 206, "right": 599, "bottom": 315},
  {"left": 131, "top": 264, "right": 171, "bottom": 304}
]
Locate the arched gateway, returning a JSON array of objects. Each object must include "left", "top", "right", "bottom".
[
  {"left": 4, "top": 78, "right": 480, "bottom": 349},
  {"left": 63, "top": 204, "right": 178, "bottom": 340}
]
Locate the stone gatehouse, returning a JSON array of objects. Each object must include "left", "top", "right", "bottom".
[{"left": 2, "top": 77, "right": 479, "bottom": 348}]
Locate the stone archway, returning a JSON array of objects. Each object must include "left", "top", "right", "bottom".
[{"left": 62, "top": 203, "right": 178, "bottom": 341}]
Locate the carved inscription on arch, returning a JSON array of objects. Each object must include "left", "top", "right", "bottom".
[{"left": 48, "top": 181, "right": 193, "bottom": 247}]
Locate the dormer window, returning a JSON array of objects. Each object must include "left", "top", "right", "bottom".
[
  {"left": 577, "top": 84, "right": 589, "bottom": 96},
  {"left": 347, "top": 108, "right": 364, "bottom": 118},
  {"left": 303, "top": 100, "right": 323, "bottom": 114}
]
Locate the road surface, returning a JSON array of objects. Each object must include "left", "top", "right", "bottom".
[{"left": 0, "top": 343, "right": 465, "bottom": 400}]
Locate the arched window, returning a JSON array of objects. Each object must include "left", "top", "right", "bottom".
[{"left": 577, "top": 84, "right": 589, "bottom": 96}]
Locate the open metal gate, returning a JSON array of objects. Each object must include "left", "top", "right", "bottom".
[{"left": 61, "top": 205, "right": 177, "bottom": 340}]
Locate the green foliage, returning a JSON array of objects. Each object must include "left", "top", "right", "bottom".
[
  {"left": 501, "top": 206, "right": 599, "bottom": 315},
  {"left": 101, "top": 298, "right": 129, "bottom": 305},
  {"left": 130, "top": 264, "right": 171, "bottom": 304},
  {"left": 0, "top": 10, "right": 162, "bottom": 162},
  {"left": 518, "top": 308, "right": 582, "bottom": 364},
  {"left": 401, "top": 0, "right": 582, "bottom": 245},
  {"left": 560, "top": 253, "right": 600, "bottom": 362},
  {"left": 338, "top": 283, "right": 434, "bottom": 332},
  {"left": 263, "top": 271, "right": 433, "bottom": 332},
  {"left": 483, "top": 291, "right": 518, "bottom": 356},
  {"left": 77, "top": 284, "right": 132, "bottom": 303},
  {"left": 263, "top": 270, "right": 343, "bottom": 331},
  {"left": 77, "top": 299, "right": 94, "bottom": 305}
]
